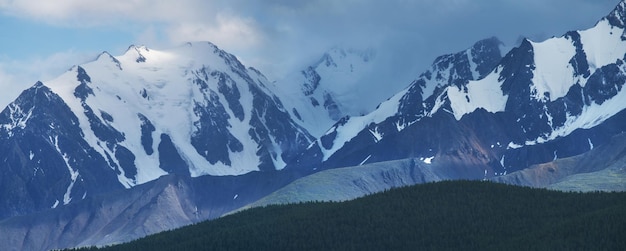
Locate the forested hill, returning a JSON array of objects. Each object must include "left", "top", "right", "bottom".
[{"left": 69, "top": 181, "right": 626, "bottom": 251}]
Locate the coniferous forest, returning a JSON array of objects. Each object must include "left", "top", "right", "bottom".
[{"left": 67, "top": 181, "right": 626, "bottom": 251}]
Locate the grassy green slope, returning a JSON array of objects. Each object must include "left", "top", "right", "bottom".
[
  {"left": 70, "top": 181, "right": 626, "bottom": 251},
  {"left": 239, "top": 158, "right": 442, "bottom": 211},
  {"left": 548, "top": 160, "right": 626, "bottom": 192}
]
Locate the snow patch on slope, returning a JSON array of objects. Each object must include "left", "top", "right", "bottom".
[
  {"left": 447, "top": 66, "right": 508, "bottom": 120},
  {"left": 580, "top": 19, "right": 626, "bottom": 71},
  {"left": 525, "top": 81, "right": 626, "bottom": 145},
  {"left": 529, "top": 37, "right": 577, "bottom": 101},
  {"left": 320, "top": 89, "right": 407, "bottom": 161},
  {"left": 50, "top": 135, "right": 80, "bottom": 205},
  {"left": 1, "top": 103, "right": 34, "bottom": 135},
  {"left": 421, "top": 156, "right": 434, "bottom": 164}
]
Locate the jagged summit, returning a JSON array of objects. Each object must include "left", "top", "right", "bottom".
[
  {"left": 314, "top": 47, "right": 376, "bottom": 68},
  {"left": 416, "top": 36, "right": 504, "bottom": 103},
  {"left": 268, "top": 46, "right": 410, "bottom": 137},
  {"left": 126, "top": 44, "right": 150, "bottom": 51},
  {"left": 604, "top": 0, "right": 626, "bottom": 28},
  {"left": 124, "top": 44, "right": 149, "bottom": 63},
  {"left": 116, "top": 42, "right": 238, "bottom": 67},
  {"left": 288, "top": 37, "right": 505, "bottom": 170},
  {"left": 95, "top": 51, "right": 122, "bottom": 70}
]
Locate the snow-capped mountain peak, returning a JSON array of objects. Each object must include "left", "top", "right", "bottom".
[
  {"left": 55, "top": 42, "right": 312, "bottom": 179},
  {"left": 0, "top": 42, "right": 314, "bottom": 217},
  {"left": 287, "top": 37, "right": 505, "bottom": 169},
  {"left": 268, "top": 47, "right": 386, "bottom": 136},
  {"left": 289, "top": 0, "right": 626, "bottom": 183}
]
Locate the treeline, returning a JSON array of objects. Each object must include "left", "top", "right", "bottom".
[{"left": 67, "top": 180, "right": 626, "bottom": 251}]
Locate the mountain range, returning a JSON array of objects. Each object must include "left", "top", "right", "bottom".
[{"left": 1, "top": 1, "right": 626, "bottom": 250}]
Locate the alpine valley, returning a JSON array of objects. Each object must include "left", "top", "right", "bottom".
[{"left": 2, "top": 1, "right": 626, "bottom": 250}]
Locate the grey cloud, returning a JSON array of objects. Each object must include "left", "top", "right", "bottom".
[
  {"left": 0, "top": 0, "right": 620, "bottom": 82},
  {"left": 223, "top": 0, "right": 619, "bottom": 81}
]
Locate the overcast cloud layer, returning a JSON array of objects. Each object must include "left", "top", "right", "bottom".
[{"left": 0, "top": 0, "right": 620, "bottom": 105}]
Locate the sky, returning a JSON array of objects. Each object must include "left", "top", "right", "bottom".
[{"left": 0, "top": 0, "right": 621, "bottom": 106}]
